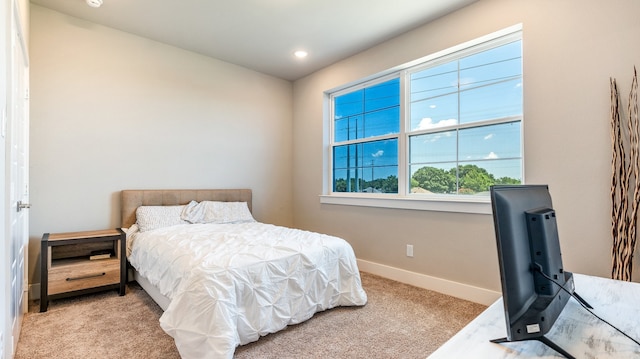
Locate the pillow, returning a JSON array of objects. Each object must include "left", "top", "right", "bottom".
[
  {"left": 123, "top": 224, "right": 139, "bottom": 257},
  {"left": 181, "top": 200, "right": 255, "bottom": 224},
  {"left": 136, "top": 205, "right": 189, "bottom": 232}
]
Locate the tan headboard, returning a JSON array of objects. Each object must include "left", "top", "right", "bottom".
[{"left": 121, "top": 189, "right": 252, "bottom": 228}]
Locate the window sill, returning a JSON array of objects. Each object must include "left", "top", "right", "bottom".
[{"left": 319, "top": 194, "right": 492, "bottom": 214}]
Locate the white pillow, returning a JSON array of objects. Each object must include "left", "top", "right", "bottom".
[
  {"left": 181, "top": 200, "right": 255, "bottom": 224},
  {"left": 136, "top": 205, "right": 189, "bottom": 232}
]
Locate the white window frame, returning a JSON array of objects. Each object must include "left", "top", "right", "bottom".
[{"left": 321, "top": 24, "right": 523, "bottom": 215}]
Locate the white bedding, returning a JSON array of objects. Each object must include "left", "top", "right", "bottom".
[{"left": 127, "top": 222, "right": 367, "bottom": 358}]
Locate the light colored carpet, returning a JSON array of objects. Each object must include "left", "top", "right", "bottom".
[{"left": 16, "top": 272, "right": 486, "bottom": 358}]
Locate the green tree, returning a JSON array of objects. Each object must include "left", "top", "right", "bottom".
[
  {"left": 411, "top": 166, "right": 455, "bottom": 193},
  {"left": 454, "top": 164, "right": 495, "bottom": 193},
  {"left": 495, "top": 176, "right": 521, "bottom": 185},
  {"left": 382, "top": 175, "right": 399, "bottom": 193},
  {"left": 339, "top": 166, "right": 521, "bottom": 194},
  {"left": 357, "top": 175, "right": 399, "bottom": 193}
]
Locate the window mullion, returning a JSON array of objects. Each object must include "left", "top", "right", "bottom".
[
  {"left": 456, "top": 59, "right": 461, "bottom": 194},
  {"left": 398, "top": 70, "right": 408, "bottom": 196}
]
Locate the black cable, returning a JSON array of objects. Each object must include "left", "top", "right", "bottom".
[{"left": 533, "top": 264, "right": 640, "bottom": 348}]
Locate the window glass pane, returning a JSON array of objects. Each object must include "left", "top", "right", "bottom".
[
  {"left": 409, "top": 123, "right": 522, "bottom": 196},
  {"left": 333, "top": 168, "right": 365, "bottom": 193},
  {"left": 459, "top": 57, "right": 521, "bottom": 91},
  {"left": 458, "top": 41, "right": 522, "bottom": 124},
  {"left": 362, "top": 139, "right": 398, "bottom": 167},
  {"left": 410, "top": 93, "right": 458, "bottom": 131},
  {"left": 459, "top": 41, "right": 521, "bottom": 72},
  {"left": 477, "top": 159, "right": 523, "bottom": 185},
  {"left": 410, "top": 163, "right": 457, "bottom": 194},
  {"left": 335, "top": 89, "right": 363, "bottom": 119},
  {"left": 365, "top": 107, "right": 400, "bottom": 137},
  {"left": 333, "top": 169, "right": 349, "bottom": 192},
  {"left": 410, "top": 160, "right": 522, "bottom": 196},
  {"left": 458, "top": 122, "right": 521, "bottom": 161},
  {"left": 459, "top": 78, "right": 522, "bottom": 124},
  {"left": 334, "top": 115, "right": 364, "bottom": 142},
  {"left": 333, "top": 145, "right": 349, "bottom": 170},
  {"left": 453, "top": 163, "right": 495, "bottom": 195},
  {"left": 333, "top": 139, "right": 398, "bottom": 193},
  {"left": 365, "top": 78, "right": 400, "bottom": 112},
  {"left": 410, "top": 62, "right": 458, "bottom": 101},
  {"left": 409, "top": 130, "right": 457, "bottom": 164},
  {"left": 456, "top": 160, "right": 521, "bottom": 195},
  {"left": 334, "top": 78, "right": 400, "bottom": 143}
]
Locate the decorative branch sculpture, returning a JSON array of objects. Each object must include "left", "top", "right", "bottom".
[{"left": 610, "top": 67, "right": 639, "bottom": 281}]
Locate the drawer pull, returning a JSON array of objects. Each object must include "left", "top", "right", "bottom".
[{"left": 66, "top": 272, "right": 106, "bottom": 281}]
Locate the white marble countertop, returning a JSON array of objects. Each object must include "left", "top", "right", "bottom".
[{"left": 428, "top": 273, "right": 640, "bottom": 358}]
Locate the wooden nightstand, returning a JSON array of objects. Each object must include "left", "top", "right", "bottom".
[{"left": 40, "top": 229, "right": 126, "bottom": 312}]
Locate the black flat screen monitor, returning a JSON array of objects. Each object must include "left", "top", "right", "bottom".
[{"left": 490, "top": 185, "right": 582, "bottom": 358}]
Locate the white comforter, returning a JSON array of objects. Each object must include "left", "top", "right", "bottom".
[{"left": 127, "top": 222, "right": 367, "bottom": 358}]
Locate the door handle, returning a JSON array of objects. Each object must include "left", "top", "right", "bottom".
[{"left": 17, "top": 200, "right": 30, "bottom": 212}]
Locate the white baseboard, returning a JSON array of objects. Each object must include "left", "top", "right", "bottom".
[
  {"left": 357, "top": 259, "right": 500, "bottom": 306},
  {"left": 29, "top": 283, "right": 40, "bottom": 300}
]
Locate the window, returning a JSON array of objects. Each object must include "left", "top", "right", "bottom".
[
  {"left": 326, "top": 26, "right": 523, "bottom": 212},
  {"left": 408, "top": 39, "right": 522, "bottom": 196},
  {"left": 333, "top": 77, "right": 400, "bottom": 194}
]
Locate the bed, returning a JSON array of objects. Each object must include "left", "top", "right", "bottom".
[{"left": 121, "top": 189, "right": 367, "bottom": 358}]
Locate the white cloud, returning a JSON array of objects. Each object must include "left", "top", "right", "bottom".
[
  {"left": 458, "top": 77, "right": 475, "bottom": 87},
  {"left": 484, "top": 152, "right": 499, "bottom": 159},
  {"left": 424, "top": 131, "right": 453, "bottom": 143},
  {"left": 417, "top": 117, "right": 458, "bottom": 130},
  {"left": 372, "top": 150, "right": 384, "bottom": 158},
  {"left": 484, "top": 133, "right": 494, "bottom": 140}
]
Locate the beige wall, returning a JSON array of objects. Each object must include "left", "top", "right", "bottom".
[
  {"left": 28, "top": 5, "right": 293, "bottom": 285},
  {"left": 292, "top": 0, "right": 640, "bottom": 293}
]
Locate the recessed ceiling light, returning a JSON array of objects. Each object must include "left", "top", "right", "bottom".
[
  {"left": 86, "top": 0, "right": 103, "bottom": 8},
  {"left": 293, "top": 50, "right": 308, "bottom": 59}
]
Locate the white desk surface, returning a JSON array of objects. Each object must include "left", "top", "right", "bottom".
[{"left": 428, "top": 273, "right": 640, "bottom": 358}]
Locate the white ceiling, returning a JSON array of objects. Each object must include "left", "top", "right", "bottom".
[{"left": 30, "top": 0, "right": 477, "bottom": 81}]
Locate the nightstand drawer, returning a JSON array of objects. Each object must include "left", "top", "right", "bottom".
[{"left": 48, "top": 258, "right": 120, "bottom": 295}]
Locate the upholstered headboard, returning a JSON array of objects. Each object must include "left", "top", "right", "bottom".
[{"left": 121, "top": 189, "right": 252, "bottom": 228}]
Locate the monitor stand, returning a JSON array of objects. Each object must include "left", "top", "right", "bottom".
[
  {"left": 490, "top": 291, "right": 593, "bottom": 359},
  {"left": 490, "top": 335, "right": 575, "bottom": 358}
]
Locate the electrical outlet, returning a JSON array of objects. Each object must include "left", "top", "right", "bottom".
[{"left": 406, "top": 244, "right": 414, "bottom": 257}]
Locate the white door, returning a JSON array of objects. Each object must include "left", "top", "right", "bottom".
[
  {"left": 6, "top": 0, "right": 29, "bottom": 356},
  {"left": 0, "top": 0, "right": 7, "bottom": 353},
  {"left": 0, "top": 34, "right": 6, "bottom": 359}
]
